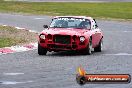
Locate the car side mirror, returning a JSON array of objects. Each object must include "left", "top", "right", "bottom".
[
  {"left": 43, "top": 25, "right": 48, "bottom": 28},
  {"left": 95, "top": 24, "right": 98, "bottom": 28}
]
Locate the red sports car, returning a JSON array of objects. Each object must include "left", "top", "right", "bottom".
[{"left": 38, "top": 16, "right": 103, "bottom": 55}]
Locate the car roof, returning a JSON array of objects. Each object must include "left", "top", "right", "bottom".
[{"left": 53, "top": 16, "right": 93, "bottom": 20}]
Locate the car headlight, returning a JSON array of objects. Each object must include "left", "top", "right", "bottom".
[
  {"left": 80, "top": 36, "right": 85, "bottom": 42},
  {"left": 40, "top": 34, "right": 46, "bottom": 40}
]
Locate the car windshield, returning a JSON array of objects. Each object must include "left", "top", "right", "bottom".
[{"left": 50, "top": 17, "right": 91, "bottom": 29}]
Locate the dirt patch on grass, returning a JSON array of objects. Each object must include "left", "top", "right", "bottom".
[{"left": 0, "top": 25, "right": 38, "bottom": 48}]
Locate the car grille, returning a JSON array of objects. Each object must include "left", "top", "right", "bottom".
[
  {"left": 53, "top": 35, "right": 71, "bottom": 44},
  {"left": 47, "top": 44, "right": 71, "bottom": 49}
]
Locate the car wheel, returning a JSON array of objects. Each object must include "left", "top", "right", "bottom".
[
  {"left": 38, "top": 43, "right": 47, "bottom": 55},
  {"left": 84, "top": 38, "right": 92, "bottom": 55},
  {"left": 94, "top": 38, "right": 103, "bottom": 52}
]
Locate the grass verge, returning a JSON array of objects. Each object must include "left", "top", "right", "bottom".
[
  {"left": 0, "top": 1, "right": 132, "bottom": 19},
  {"left": 0, "top": 25, "right": 37, "bottom": 48}
]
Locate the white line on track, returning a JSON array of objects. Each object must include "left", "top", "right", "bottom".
[
  {"left": 34, "top": 18, "right": 45, "bottom": 20},
  {"left": 4, "top": 73, "right": 24, "bottom": 76},
  {"left": 15, "top": 27, "right": 25, "bottom": 30},
  {"left": 105, "top": 31, "right": 132, "bottom": 32},
  {"left": 103, "top": 53, "right": 132, "bottom": 56},
  {"left": 29, "top": 30, "right": 38, "bottom": 33},
  {"left": 0, "top": 81, "right": 33, "bottom": 85},
  {"left": 123, "top": 31, "right": 132, "bottom": 32}
]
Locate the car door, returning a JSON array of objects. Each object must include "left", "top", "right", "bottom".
[
  {"left": 91, "top": 27, "right": 97, "bottom": 47},
  {"left": 91, "top": 19, "right": 101, "bottom": 48},
  {"left": 93, "top": 19, "right": 102, "bottom": 46},
  {"left": 91, "top": 28, "right": 98, "bottom": 48}
]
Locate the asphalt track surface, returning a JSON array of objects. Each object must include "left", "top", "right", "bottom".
[
  {"left": 0, "top": 13, "right": 132, "bottom": 88},
  {"left": 7, "top": 0, "right": 132, "bottom": 2}
]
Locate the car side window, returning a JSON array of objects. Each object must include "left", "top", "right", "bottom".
[{"left": 78, "top": 19, "right": 91, "bottom": 29}]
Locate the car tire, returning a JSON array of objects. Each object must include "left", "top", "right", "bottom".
[
  {"left": 38, "top": 43, "right": 47, "bottom": 55},
  {"left": 84, "top": 38, "right": 92, "bottom": 55},
  {"left": 94, "top": 38, "right": 103, "bottom": 52}
]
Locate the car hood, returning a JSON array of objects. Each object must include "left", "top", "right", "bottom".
[{"left": 41, "top": 28, "right": 89, "bottom": 36}]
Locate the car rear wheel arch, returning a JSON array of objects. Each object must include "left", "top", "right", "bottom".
[{"left": 94, "top": 38, "right": 103, "bottom": 52}]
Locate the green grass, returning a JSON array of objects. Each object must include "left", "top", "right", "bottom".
[
  {"left": 0, "top": 26, "right": 24, "bottom": 48},
  {"left": 0, "top": 38, "right": 17, "bottom": 48},
  {"left": 0, "top": 1, "right": 132, "bottom": 19},
  {"left": 0, "top": 25, "right": 37, "bottom": 48}
]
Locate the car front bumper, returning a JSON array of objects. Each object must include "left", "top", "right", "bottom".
[{"left": 39, "top": 43, "right": 87, "bottom": 51}]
